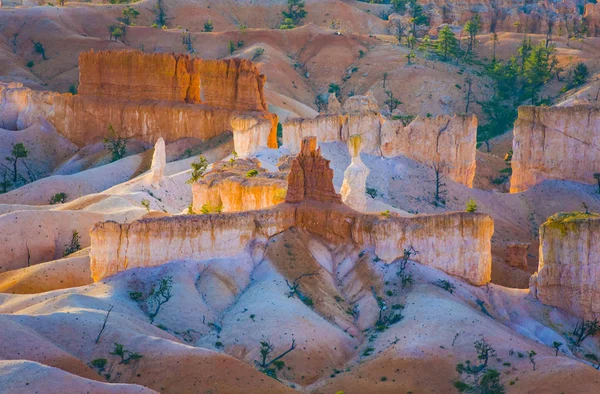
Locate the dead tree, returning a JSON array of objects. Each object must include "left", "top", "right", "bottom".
[
  {"left": 256, "top": 339, "right": 297, "bottom": 369},
  {"left": 464, "top": 76, "right": 473, "bottom": 113},
  {"left": 432, "top": 161, "right": 447, "bottom": 205},
  {"left": 285, "top": 271, "right": 318, "bottom": 307},
  {"left": 95, "top": 305, "right": 114, "bottom": 344}
]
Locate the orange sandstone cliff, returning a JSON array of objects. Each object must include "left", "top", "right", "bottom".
[{"left": 0, "top": 51, "right": 277, "bottom": 148}]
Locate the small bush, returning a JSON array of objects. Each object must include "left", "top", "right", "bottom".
[
  {"left": 26, "top": 60, "right": 34, "bottom": 68},
  {"left": 49, "top": 192, "right": 68, "bottom": 204},
  {"left": 366, "top": 187, "right": 378, "bottom": 198},
  {"left": 204, "top": 20, "right": 214, "bottom": 32},
  {"left": 246, "top": 169, "right": 259, "bottom": 178},
  {"left": 435, "top": 279, "right": 456, "bottom": 293},
  {"left": 63, "top": 230, "right": 81, "bottom": 257},
  {"left": 252, "top": 47, "right": 265, "bottom": 61},
  {"left": 141, "top": 199, "right": 150, "bottom": 212},
  {"left": 465, "top": 198, "right": 478, "bottom": 213},
  {"left": 187, "top": 156, "right": 209, "bottom": 184},
  {"left": 380, "top": 210, "right": 391, "bottom": 218}
]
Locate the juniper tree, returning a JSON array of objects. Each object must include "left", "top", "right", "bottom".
[{"left": 6, "top": 142, "right": 28, "bottom": 183}]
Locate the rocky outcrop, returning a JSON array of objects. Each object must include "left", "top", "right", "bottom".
[
  {"left": 91, "top": 136, "right": 493, "bottom": 284},
  {"left": 531, "top": 212, "right": 600, "bottom": 319},
  {"left": 585, "top": 3, "right": 600, "bottom": 37},
  {"left": 505, "top": 242, "right": 529, "bottom": 269},
  {"left": 511, "top": 105, "right": 600, "bottom": 193},
  {"left": 282, "top": 106, "right": 477, "bottom": 187},
  {"left": 150, "top": 138, "right": 166, "bottom": 189},
  {"left": 391, "top": 0, "right": 586, "bottom": 37},
  {"left": 341, "top": 135, "right": 369, "bottom": 212},
  {"left": 0, "top": 51, "right": 277, "bottom": 148},
  {"left": 231, "top": 114, "right": 278, "bottom": 158},
  {"left": 381, "top": 114, "right": 477, "bottom": 187},
  {"left": 192, "top": 159, "right": 287, "bottom": 213},
  {"left": 285, "top": 137, "right": 342, "bottom": 204},
  {"left": 79, "top": 51, "right": 268, "bottom": 112}
]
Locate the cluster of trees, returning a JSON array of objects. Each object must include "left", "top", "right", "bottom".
[{"left": 280, "top": 0, "right": 307, "bottom": 30}]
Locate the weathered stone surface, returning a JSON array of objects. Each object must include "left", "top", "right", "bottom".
[
  {"left": 343, "top": 93, "right": 379, "bottom": 113},
  {"left": 327, "top": 93, "right": 341, "bottom": 114},
  {"left": 150, "top": 138, "right": 166, "bottom": 189},
  {"left": 390, "top": 0, "right": 584, "bottom": 37},
  {"left": 381, "top": 114, "right": 478, "bottom": 187},
  {"left": 532, "top": 212, "right": 600, "bottom": 319},
  {"left": 192, "top": 159, "right": 287, "bottom": 213},
  {"left": 91, "top": 135, "right": 493, "bottom": 284},
  {"left": 285, "top": 137, "right": 342, "bottom": 204},
  {"left": 505, "top": 242, "right": 529, "bottom": 269},
  {"left": 282, "top": 100, "right": 476, "bottom": 186},
  {"left": 231, "top": 115, "right": 277, "bottom": 158},
  {"left": 79, "top": 50, "right": 268, "bottom": 112},
  {"left": 341, "top": 135, "right": 369, "bottom": 212},
  {"left": 511, "top": 105, "right": 600, "bottom": 192},
  {"left": 0, "top": 51, "right": 278, "bottom": 148},
  {"left": 90, "top": 206, "right": 297, "bottom": 281}
]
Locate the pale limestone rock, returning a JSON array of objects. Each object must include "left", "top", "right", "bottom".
[
  {"left": 150, "top": 137, "right": 166, "bottom": 189},
  {"left": 511, "top": 105, "right": 600, "bottom": 192},
  {"left": 343, "top": 93, "right": 378, "bottom": 113},
  {"left": 381, "top": 114, "right": 478, "bottom": 187},
  {"left": 341, "top": 135, "right": 369, "bottom": 212},
  {"left": 533, "top": 212, "right": 600, "bottom": 319},
  {"left": 282, "top": 108, "right": 476, "bottom": 186},
  {"left": 231, "top": 115, "right": 273, "bottom": 158}
]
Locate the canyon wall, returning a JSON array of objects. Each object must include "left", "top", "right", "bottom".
[
  {"left": 91, "top": 137, "right": 493, "bottom": 285},
  {"left": 381, "top": 114, "right": 477, "bottom": 187},
  {"left": 531, "top": 213, "right": 600, "bottom": 319},
  {"left": 79, "top": 51, "right": 268, "bottom": 112},
  {"left": 394, "top": 0, "right": 587, "bottom": 36},
  {"left": 0, "top": 51, "right": 277, "bottom": 148},
  {"left": 511, "top": 105, "right": 600, "bottom": 193},
  {"left": 282, "top": 102, "right": 477, "bottom": 187},
  {"left": 192, "top": 159, "right": 287, "bottom": 213}
]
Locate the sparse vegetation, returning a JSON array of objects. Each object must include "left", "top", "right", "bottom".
[
  {"left": 455, "top": 338, "right": 504, "bottom": 393},
  {"left": 49, "top": 192, "right": 68, "bottom": 204},
  {"left": 204, "top": 20, "right": 213, "bottom": 32},
  {"left": 280, "top": 0, "right": 307, "bottom": 30},
  {"left": 130, "top": 276, "right": 174, "bottom": 323},
  {"left": 572, "top": 318, "right": 599, "bottom": 346},
  {"left": 103, "top": 125, "right": 129, "bottom": 162},
  {"left": 366, "top": 187, "right": 378, "bottom": 198},
  {"left": 246, "top": 169, "right": 259, "bottom": 178},
  {"left": 5, "top": 142, "right": 28, "bottom": 183},
  {"left": 63, "top": 230, "right": 81, "bottom": 256},
  {"left": 32, "top": 40, "right": 47, "bottom": 60},
  {"left": 465, "top": 198, "right": 478, "bottom": 213},
  {"left": 186, "top": 155, "right": 209, "bottom": 184},
  {"left": 432, "top": 161, "right": 447, "bottom": 206},
  {"left": 256, "top": 339, "right": 297, "bottom": 378},
  {"left": 252, "top": 47, "right": 265, "bottom": 61},
  {"left": 141, "top": 199, "right": 150, "bottom": 212},
  {"left": 285, "top": 271, "right": 318, "bottom": 307},
  {"left": 435, "top": 279, "right": 456, "bottom": 293},
  {"left": 110, "top": 342, "right": 143, "bottom": 365},
  {"left": 396, "top": 246, "right": 417, "bottom": 288},
  {"left": 552, "top": 341, "right": 562, "bottom": 356}
]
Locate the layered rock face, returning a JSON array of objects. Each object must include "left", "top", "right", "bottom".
[
  {"left": 531, "top": 213, "right": 600, "bottom": 319},
  {"left": 91, "top": 136, "right": 493, "bottom": 284},
  {"left": 381, "top": 114, "right": 477, "bottom": 187},
  {"left": 78, "top": 51, "right": 268, "bottom": 112},
  {"left": 150, "top": 138, "right": 166, "bottom": 189},
  {"left": 0, "top": 51, "right": 277, "bottom": 148},
  {"left": 341, "top": 135, "right": 369, "bottom": 212},
  {"left": 192, "top": 159, "right": 287, "bottom": 213},
  {"left": 283, "top": 100, "right": 477, "bottom": 187},
  {"left": 396, "top": 0, "right": 586, "bottom": 36},
  {"left": 505, "top": 242, "right": 529, "bottom": 269},
  {"left": 511, "top": 105, "right": 600, "bottom": 192}
]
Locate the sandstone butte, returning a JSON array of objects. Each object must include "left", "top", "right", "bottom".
[
  {"left": 531, "top": 212, "right": 600, "bottom": 320},
  {"left": 511, "top": 105, "right": 600, "bottom": 193},
  {"left": 282, "top": 94, "right": 477, "bottom": 187},
  {"left": 90, "top": 137, "right": 494, "bottom": 286},
  {"left": 191, "top": 158, "right": 287, "bottom": 213},
  {"left": 0, "top": 50, "right": 278, "bottom": 149}
]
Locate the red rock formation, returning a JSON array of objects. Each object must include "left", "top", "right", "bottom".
[
  {"left": 505, "top": 242, "right": 529, "bottom": 269},
  {"left": 0, "top": 51, "right": 278, "bottom": 148},
  {"left": 285, "top": 137, "right": 342, "bottom": 204},
  {"left": 79, "top": 50, "right": 268, "bottom": 112}
]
